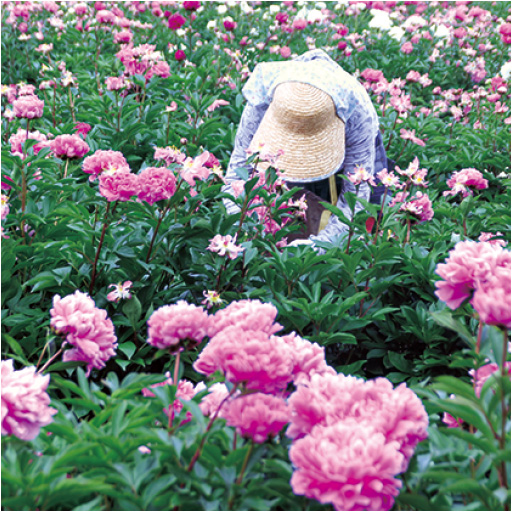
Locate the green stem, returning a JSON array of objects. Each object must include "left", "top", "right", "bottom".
[
  {"left": 145, "top": 205, "right": 170, "bottom": 263},
  {"left": 39, "top": 347, "right": 64, "bottom": 374},
  {"left": 89, "top": 202, "right": 111, "bottom": 295}
]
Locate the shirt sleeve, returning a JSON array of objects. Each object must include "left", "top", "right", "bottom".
[
  {"left": 309, "top": 109, "right": 377, "bottom": 246},
  {"left": 222, "top": 102, "right": 268, "bottom": 214}
]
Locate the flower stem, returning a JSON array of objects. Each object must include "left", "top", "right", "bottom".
[
  {"left": 89, "top": 202, "right": 111, "bottom": 295},
  {"left": 63, "top": 158, "right": 70, "bottom": 179},
  {"left": 187, "top": 384, "right": 238, "bottom": 472},
  {"left": 67, "top": 87, "right": 76, "bottom": 123},
  {"left": 146, "top": 205, "right": 170, "bottom": 263},
  {"left": 39, "top": 346, "right": 65, "bottom": 374},
  {"left": 173, "top": 351, "right": 181, "bottom": 386},
  {"left": 372, "top": 186, "right": 388, "bottom": 245},
  {"left": 236, "top": 441, "right": 254, "bottom": 485}
]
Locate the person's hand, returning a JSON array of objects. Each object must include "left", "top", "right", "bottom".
[{"left": 287, "top": 238, "right": 314, "bottom": 247}]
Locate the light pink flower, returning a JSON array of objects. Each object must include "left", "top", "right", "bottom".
[
  {"left": 9, "top": 128, "right": 48, "bottom": 158},
  {"left": 146, "top": 61, "right": 171, "bottom": 81},
  {"left": 82, "top": 150, "right": 129, "bottom": 180},
  {"left": 105, "top": 76, "right": 127, "bottom": 91},
  {"left": 50, "top": 134, "right": 90, "bottom": 159},
  {"left": 399, "top": 128, "right": 426, "bottom": 147},
  {"left": 154, "top": 146, "right": 186, "bottom": 166},
  {"left": 146, "top": 301, "right": 210, "bottom": 353},
  {"left": 180, "top": 151, "right": 211, "bottom": 186},
  {"left": 478, "top": 232, "right": 507, "bottom": 247},
  {"left": 1, "top": 194, "right": 9, "bottom": 220},
  {"left": 50, "top": 291, "right": 117, "bottom": 376},
  {"left": 137, "top": 166, "right": 177, "bottom": 205},
  {"left": 471, "top": 269, "right": 511, "bottom": 329},
  {"left": 289, "top": 422, "right": 403, "bottom": 511},
  {"left": 435, "top": 241, "right": 510, "bottom": 309},
  {"left": 207, "top": 299, "right": 282, "bottom": 338},
  {"left": 1, "top": 360, "right": 57, "bottom": 441},
  {"left": 281, "top": 332, "right": 335, "bottom": 385},
  {"left": 443, "top": 168, "right": 488, "bottom": 198},
  {"left": 75, "top": 122, "right": 92, "bottom": 138},
  {"left": 99, "top": 171, "right": 139, "bottom": 202},
  {"left": 207, "top": 99, "right": 229, "bottom": 112},
  {"left": 348, "top": 165, "right": 376, "bottom": 186},
  {"left": 376, "top": 169, "right": 401, "bottom": 189},
  {"left": 198, "top": 382, "right": 232, "bottom": 418},
  {"left": 13, "top": 94, "right": 44, "bottom": 119},
  {"left": 138, "top": 445, "right": 151, "bottom": 454},
  {"left": 193, "top": 327, "right": 294, "bottom": 393},
  {"left": 224, "top": 393, "right": 289, "bottom": 443},
  {"left": 207, "top": 234, "right": 244, "bottom": 260},
  {"left": 470, "top": 362, "right": 511, "bottom": 398},
  {"left": 399, "top": 192, "right": 434, "bottom": 222},
  {"left": 107, "top": 281, "right": 133, "bottom": 302},
  {"left": 401, "top": 41, "right": 414, "bottom": 54}
]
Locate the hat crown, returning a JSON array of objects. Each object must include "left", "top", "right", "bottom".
[{"left": 271, "top": 82, "right": 336, "bottom": 134}]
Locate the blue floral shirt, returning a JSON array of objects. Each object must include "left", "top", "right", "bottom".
[{"left": 223, "top": 49, "right": 386, "bottom": 245}]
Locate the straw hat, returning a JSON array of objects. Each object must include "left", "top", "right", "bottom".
[{"left": 249, "top": 81, "right": 345, "bottom": 182}]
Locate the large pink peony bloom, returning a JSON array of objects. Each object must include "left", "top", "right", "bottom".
[
  {"left": 50, "top": 291, "right": 117, "bottom": 376},
  {"left": 137, "top": 166, "right": 177, "bottom": 205},
  {"left": 224, "top": 393, "right": 289, "bottom": 443},
  {"left": 1, "top": 360, "right": 57, "bottom": 441},
  {"left": 435, "top": 241, "right": 510, "bottom": 310},
  {"left": 50, "top": 134, "right": 90, "bottom": 159},
  {"left": 281, "top": 332, "right": 336, "bottom": 385},
  {"left": 286, "top": 373, "right": 428, "bottom": 467},
  {"left": 99, "top": 171, "right": 140, "bottom": 202},
  {"left": 12, "top": 94, "right": 44, "bottom": 118},
  {"left": 208, "top": 299, "right": 282, "bottom": 338},
  {"left": 146, "top": 301, "right": 210, "bottom": 353},
  {"left": 82, "top": 150, "right": 129, "bottom": 180},
  {"left": 193, "top": 327, "right": 294, "bottom": 393},
  {"left": 289, "top": 422, "right": 404, "bottom": 511},
  {"left": 443, "top": 168, "right": 489, "bottom": 198},
  {"left": 9, "top": 128, "right": 48, "bottom": 158},
  {"left": 399, "top": 192, "right": 434, "bottom": 222}
]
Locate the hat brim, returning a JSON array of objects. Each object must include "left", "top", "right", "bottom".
[{"left": 249, "top": 100, "right": 345, "bottom": 183}]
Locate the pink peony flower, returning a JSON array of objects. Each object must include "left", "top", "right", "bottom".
[
  {"left": 477, "top": 232, "right": 507, "bottom": 247},
  {"left": 75, "top": 122, "right": 92, "bottom": 138},
  {"left": 105, "top": 76, "right": 127, "bottom": 91},
  {"left": 193, "top": 327, "right": 294, "bottom": 393},
  {"left": 281, "top": 332, "right": 336, "bottom": 385},
  {"left": 154, "top": 147, "right": 185, "bottom": 165},
  {"left": 207, "top": 99, "right": 229, "bottom": 112},
  {"left": 207, "top": 234, "right": 244, "bottom": 260},
  {"left": 289, "top": 422, "right": 403, "bottom": 511},
  {"left": 435, "top": 241, "right": 510, "bottom": 310},
  {"left": 174, "top": 49, "right": 186, "bottom": 61},
  {"left": 399, "top": 192, "right": 434, "bottom": 222},
  {"left": 471, "top": 270, "right": 511, "bottom": 329},
  {"left": 113, "top": 30, "right": 133, "bottom": 44},
  {"left": 168, "top": 13, "right": 186, "bottom": 30},
  {"left": 183, "top": 1, "right": 200, "bottom": 10},
  {"left": 443, "top": 168, "right": 488, "bottom": 198},
  {"left": 198, "top": 382, "right": 232, "bottom": 418},
  {"left": 107, "top": 281, "right": 133, "bottom": 302},
  {"left": 1, "top": 360, "right": 57, "bottom": 441},
  {"left": 223, "top": 18, "right": 237, "bottom": 31},
  {"left": 224, "top": 393, "right": 289, "bottom": 443},
  {"left": 292, "top": 18, "right": 307, "bottom": 30},
  {"left": 99, "top": 171, "right": 140, "bottom": 202},
  {"left": 360, "top": 68, "right": 385, "bottom": 83},
  {"left": 470, "top": 362, "right": 511, "bottom": 398},
  {"left": 399, "top": 128, "right": 426, "bottom": 147},
  {"left": 401, "top": 41, "right": 414, "bottom": 54},
  {"left": 9, "top": 128, "right": 48, "bottom": 158},
  {"left": 12, "top": 94, "right": 44, "bottom": 119},
  {"left": 82, "top": 150, "right": 129, "bottom": 180},
  {"left": 50, "top": 134, "right": 90, "bottom": 159},
  {"left": 146, "top": 301, "right": 210, "bottom": 353},
  {"left": 180, "top": 151, "right": 211, "bottom": 186},
  {"left": 207, "top": 299, "right": 282, "bottom": 338},
  {"left": 50, "top": 291, "right": 117, "bottom": 376},
  {"left": 137, "top": 166, "right": 177, "bottom": 205}
]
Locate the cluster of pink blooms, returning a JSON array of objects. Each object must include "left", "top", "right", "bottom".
[
  {"left": 49, "top": 134, "right": 90, "bottom": 160},
  {"left": 399, "top": 192, "right": 434, "bottom": 223},
  {"left": 9, "top": 128, "right": 49, "bottom": 159},
  {"left": 115, "top": 43, "right": 171, "bottom": 82},
  {"left": 1, "top": 359, "right": 57, "bottom": 441},
  {"left": 207, "top": 234, "right": 244, "bottom": 260},
  {"left": 12, "top": 93, "right": 44, "bottom": 119},
  {"left": 435, "top": 241, "right": 511, "bottom": 329},
  {"left": 443, "top": 168, "right": 489, "bottom": 198},
  {"left": 50, "top": 291, "right": 118, "bottom": 376}
]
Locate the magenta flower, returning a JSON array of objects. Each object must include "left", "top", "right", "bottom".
[
  {"left": 12, "top": 94, "right": 44, "bottom": 119},
  {"left": 174, "top": 50, "right": 186, "bottom": 61},
  {"left": 399, "top": 192, "right": 434, "bottom": 222},
  {"left": 82, "top": 150, "right": 129, "bottom": 180},
  {"left": 107, "top": 281, "right": 133, "bottom": 303},
  {"left": 137, "top": 167, "right": 177, "bottom": 205},
  {"left": 183, "top": 1, "right": 200, "bottom": 10},
  {"left": 435, "top": 241, "right": 510, "bottom": 310},
  {"left": 207, "top": 299, "right": 282, "bottom": 338},
  {"left": 49, "top": 134, "right": 90, "bottom": 159},
  {"left": 146, "top": 301, "right": 210, "bottom": 353},
  {"left": 224, "top": 393, "right": 289, "bottom": 443},
  {"left": 50, "top": 291, "right": 117, "bottom": 376},
  {"left": 99, "top": 171, "right": 140, "bottom": 202},
  {"left": 168, "top": 12, "right": 186, "bottom": 30},
  {"left": 289, "top": 422, "right": 404, "bottom": 511},
  {"left": 471, "top": 269, "right": 511, "bottom": 329},
  {"left": 75, "top": 122, "right": 92, "bottom": 138},
  {"left": 1, "top": 360, "right": 57, "bottom": 441},
  {"left": 223, "top": 18, "right": 237, "bottom": 31},
  {"left": 443, "top": 168, "right": 488, "bottom": 198},
  {"left": 207, "top": 234, "right": 244, "bottom": 260},
  {"left": 193, "top": 327, "right": 294, "bottom": 393},
  {"left": 360, "top": 68, "right": 385, "bottom": 83}
]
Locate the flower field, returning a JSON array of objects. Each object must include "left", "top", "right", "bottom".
[{"left": 1, "top": 1, "right": 511, "bottom": 510}]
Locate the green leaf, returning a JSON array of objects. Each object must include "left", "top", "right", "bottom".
[{"left": 430, "top": 310, "right": 475, "bottom": 345}]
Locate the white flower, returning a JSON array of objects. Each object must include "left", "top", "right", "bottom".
[
  {"left": 217, "top": 4, "right": 227, "bottom": 15},
  {"left": 269, "top": 4, "right": 280, "bottom": 14},
  {"left": 369, "top": 9, "right": 393, "bottom": 30},
  {"left": 207, "top": 20, "right": 217, "bottom": 30},
  {"left": 388, "top": 26, "right": 405, "bottom": 41},
  {"left": 402, "top": 15, "right": 428, "bottom": 29},
  {"left": 307, "top": 9, "right": 326, "bottom": 23},
  {"left": 434, "top": 24, "right": 451, "bottom": 38},
  {"left": 500, "top": 61, "right": 511, "bottom": 81}
]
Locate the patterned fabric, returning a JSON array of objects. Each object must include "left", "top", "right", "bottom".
[{"left": 223, "top": 49, "right": 386, "bottom": 246}]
